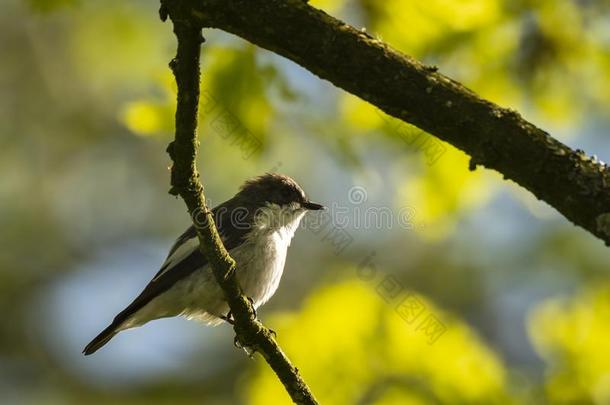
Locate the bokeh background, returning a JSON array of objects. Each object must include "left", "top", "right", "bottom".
[{"left": 2, "top": 0, "right": 610, "bottom": 403}]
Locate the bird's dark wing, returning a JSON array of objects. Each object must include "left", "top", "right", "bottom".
[{"left": 110, "top": 199, "right": 253, "bottom": 326}]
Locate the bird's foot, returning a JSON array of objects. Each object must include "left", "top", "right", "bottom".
[
  {"left": 268, "top": 328, "right": 277, "bottom": 339},
  {"left": 220, "top": 310, "right": 234, "bottom": 325},
  {"left": 246, "top": 296, "right": 257, "bottom": 319},
  {"left": 233, "top": 335, "right": 242, "bottom": 348},
  {"left": 233, "top": 335, "right": 255, "bottom": 357}
]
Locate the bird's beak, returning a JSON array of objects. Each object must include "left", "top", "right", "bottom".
[{"left": 302, "top": 201, "right": 325, "bottom": 210}]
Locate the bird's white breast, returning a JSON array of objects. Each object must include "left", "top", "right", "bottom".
[
  {"left": 128, "top": 205, "right": 306, "bottom": 327},
  {"left": 235, "top": 206, "right": 305, "bottom": 307}
]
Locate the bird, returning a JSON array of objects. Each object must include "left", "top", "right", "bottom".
[{"left": 83, "top": 173, "right": 324, "bottom": 355}]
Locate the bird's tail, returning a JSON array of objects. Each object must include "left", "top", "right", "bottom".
[{"left": 83, "top": 322, "right": 120, "bottom": 355}]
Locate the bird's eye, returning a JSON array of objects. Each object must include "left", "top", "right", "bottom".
[{"left": 281, "top": 188, "right": 293, "bottom": 200}]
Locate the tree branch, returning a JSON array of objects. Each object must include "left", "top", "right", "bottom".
[
  {"left": 162, "top": 2, "right": 318, "bottom": 404},
  {"left": 180, "top": 0, "right": 610, "bottom": 245}
]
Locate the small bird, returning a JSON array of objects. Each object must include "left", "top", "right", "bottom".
[{"left": 83, "top": 173, "right": 324, "bottom": 355}]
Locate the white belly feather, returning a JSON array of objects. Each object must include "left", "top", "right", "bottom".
[
  {"left": 124, "top": 207, "right": 305, "bottom": 329},
  {"left": 237, "top": 226, "right": 291, "bottom": 308}
]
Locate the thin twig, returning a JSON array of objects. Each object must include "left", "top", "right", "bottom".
[{"left": 163, "top": 2, "right": 318, "bottom": 404}]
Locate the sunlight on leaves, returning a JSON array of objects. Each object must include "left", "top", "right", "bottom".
[
  {"left": 120, "top": 101, "right": 168, "bottom": 136},
  {"left": 371, "top": 0, "right": 501, "bottom": 57},
  {"left": 341, "top": 95, "right": 385, "bottom": 131},
  {"left": 244, "top": 278, "right": 511, "bottom": 405},
  {"left": 338, "top": 97, "right": 493, "bottom": 241},
  {"left": 26, "top": 0, "right": 77, "bottom": 12},
  {"left": 398, "top": 147, "right": 493, "bottom": 240},
  {"left": 362, "top": 0, "right": 610, "bottom": 126},
  {"left": 68, "top": 2, "right": 167, "bottom": 94},
  {"left": 204, "top": 46, "right": 273, "bottom": 147},
  {"left": 309, "top": 0, "right": 346, "bottom": 14},
  {"left": 528, "top": 284, "right": 610, "bottom": 404}
]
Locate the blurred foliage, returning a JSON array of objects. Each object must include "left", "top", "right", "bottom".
[
  {"left": 26, "top": 0, "right": 78, "bottom": 12},
  {"left": 398, "top": 147, "right": 494, "bottom": 240},
  {"left": 2, "top": 0, "right": 610, "bottom": 403},
  {"left": 341, "top": 95, "right": 495, "bottom": 239},
  {"left": 360, "top": 0, "right": 610, "bottom": 124},
  {"left": 529, "top": 284, "right": 610, "bottom": 404},
  {"left": 246, "top": 279, "right": 511, "bottom": 404},
  {"left": 122, "top": 46, "right": 275, "bottom": 150}
]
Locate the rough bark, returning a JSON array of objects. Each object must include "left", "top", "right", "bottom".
[
  {"left": 162, "top": 2, "right": 319, "bottom": 404},
  {"left": 177, "top": 0, "right": 610, "bottom": 245}
]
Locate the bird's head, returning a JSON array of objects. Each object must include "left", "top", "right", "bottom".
[{"left": 236, "top": 173, "right": 324, "bottom": 231}]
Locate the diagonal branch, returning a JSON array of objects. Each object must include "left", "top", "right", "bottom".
[
  {"left": 181, "top": 0, "right": 610, "bottom": 245},
  {"left": 162, "top": 2, "right": 318, "bottom": 404}
]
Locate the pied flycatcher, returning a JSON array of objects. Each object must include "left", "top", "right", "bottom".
[{"left": 83, "top": 173, "right": 324, "bottom": 355}]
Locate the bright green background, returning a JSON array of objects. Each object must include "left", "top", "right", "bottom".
[{"left": 2, "top": 0, "right": 610, "bottom": 403}]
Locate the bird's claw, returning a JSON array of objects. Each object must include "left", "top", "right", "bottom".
[
  {"left": 246, "top": 296, "right": 257, "bottom": 319},
  {"left": 233, "top": 335, "right": 243, "bottom": 349},
  {"left": 268, "top": 328, "right": 277, "bottom": 339},
  {"left": 221, "top": 310, "right": 234, "bottom": 325},
  {"left": 233, "top": 335, "right": 255, "bottom": 357}
]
